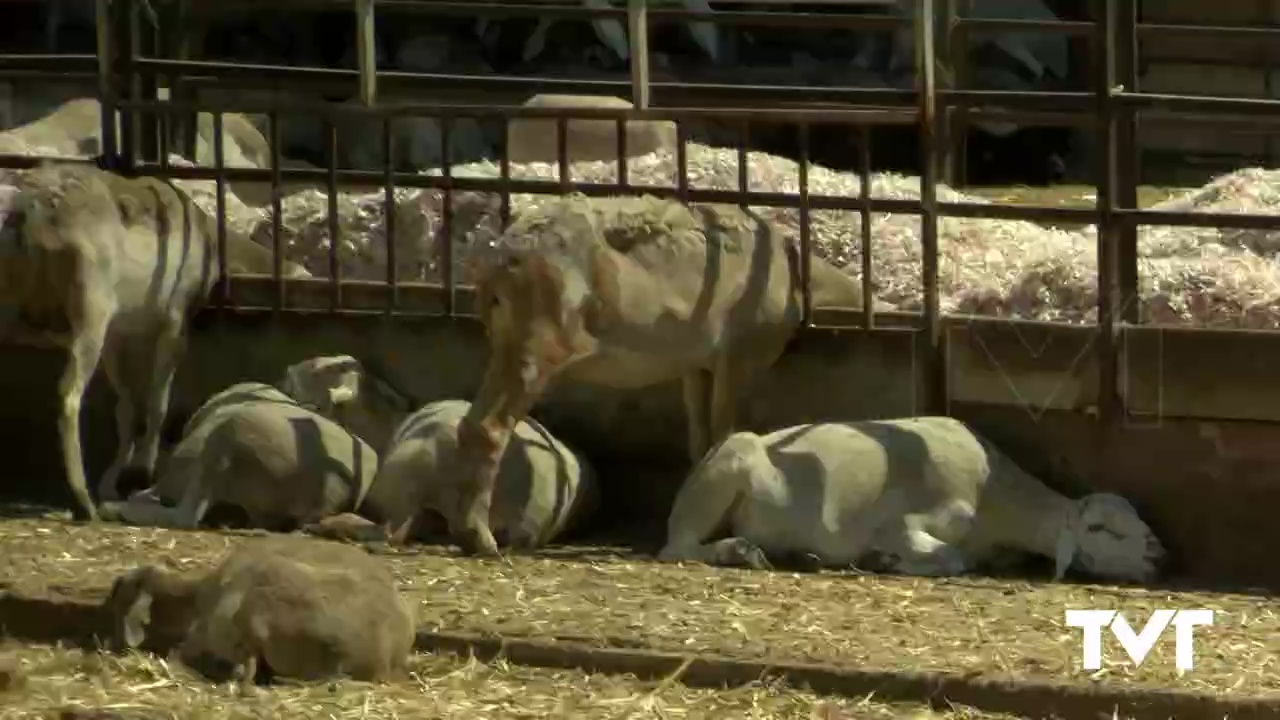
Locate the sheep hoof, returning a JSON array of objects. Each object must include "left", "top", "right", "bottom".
[
  {"left": 97, "top": 502, "right": 125, "bottom": 523},
  {"left": 717, "top": 538, "right": 772, "bottom": 570},
  {"left": 455, "top": 527, "right": 501, "bottom": 558}
]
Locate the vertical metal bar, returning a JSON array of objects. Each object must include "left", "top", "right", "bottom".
[
  {"left": 676, "top": 121, "right": 689, "bottom": 202},
  {"left": 356, "top": 0, "right": 378, "bottom": 107},
  {"left": 1095, "top": 0, "right": 1122, "bottom": 427},
  {"left": 859, "top": 125, "right": 874, "bottom": 330},
  {"left": 214, "top": 112, "right": 229, "bottom": 308},
  {"left": 1266, "top": 0, "right": 1279, "bottom": 167},
  {"left": 616, "top": 117, "right": 629, "bottom": 187},
  {"left": 798, "top": 122, "right": 812, "bottom": 328},
  {"left": 627, "top": 0, "right": 650, "bottom": 109},
  {"left": 1116, "top": 0, "right": 1139, "bottom": 324},
  {"left": 269, "top": 111, "right": 284, "bottom": 313},
  {"left": 441, "top": 114, "right": 455, "bottom": 317},
  {"left": 94, "top": 0, "right": 118, "bottom": 169},
  {"left": 938, "top": 0, "right": 958, "bottom": 185},
  {"left": 916, "top": 0, "right": 945, "bottom": 415},
  {"left": 173, "top": 0, "right": 197, "bottom": 160},
  {"left": 137, "top": 0, "right": 159, "bottom": 166},
  {"left": 326, "top": 119, "right": 342, "bottom": 312},
  {"left": 499, "top": 117, "right": 512, "bottom": 228},
  {"left": 737, "top": 120, "right": 749, "bottom": 206},
  {"left": 117, "top": 0, "right": 138, "bottom": 172},
  {"left": 557, "top": 116, "right": 570, "bottom": 191},
  {"left": 953, "top": 0, "right": 973, "bottom": 185},
  {"left": 383, "top": 116, "right": 399, "bottom": 313}
]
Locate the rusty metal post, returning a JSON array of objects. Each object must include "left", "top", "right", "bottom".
[
  {"left": 1116, "top": 0, "right": 1139, "bottom": 324},
  {"left": 627, "top": 0, "right": 650, "bottom": 110},
  {"left": 1094, "top": 0, "right": 1123, "bottom": 429},
  {"left": 356, "top": 0, "right": 378, "bottom": 107},
  {"left": 916, "top": 0, "right": 946, "bottom": 416},
  {"left": 94, "top": 0, "right": 119, "bottom": 169}
]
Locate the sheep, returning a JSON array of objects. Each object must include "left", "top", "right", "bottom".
[
  {"left": 100, "top": 534, "right": 415, "bottom": 687},
  {"left": 103, "top": 380, "right": 379, "bottom": 532},
  {"left": 277, "top": 355, "right": 599, "bottom": 549},
  {"left": 371, "top": 399, "right": 599, "bottom": 548},
  {"left": 451, "top": 193, "right": 873, "bottom": 556},
  {"left": 656, "top": 416, "right": 1167, "bottom": 584},
  {"left": 0, "top": 162, "right": 280, "bottom": 520}
]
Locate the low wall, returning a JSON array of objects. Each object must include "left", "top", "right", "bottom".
[{"left": 1, "top": 310, "right": 1277, "bottom": 591}]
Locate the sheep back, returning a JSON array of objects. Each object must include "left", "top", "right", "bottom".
[{"left": 152, "top": 382, "right": 379, "bottom": 529}]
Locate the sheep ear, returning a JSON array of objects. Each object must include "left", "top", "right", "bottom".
[
  {"left": 328, "top": 371, "right": 359, "bottom": 406},
  {"left": 1053, "top": 503, "right": 1082, "bottom": 580},
  {"left": 122, "top": 584, "right": 154, "bottom": 649}
]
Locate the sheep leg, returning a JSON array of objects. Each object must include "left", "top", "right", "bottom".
[
  {"left": 680, "top": 369, "right": 712, "bottom": 464},
  {"left": 58, "top": 309, "right": 112, "bottom": 522},
  {"left": 878, "top": 527, "right": 970, "bottom": 577},
  {"left": 658, "top": 431, "right": 771, "bottom": 569},
  {"left": 707, "top": 356, "right": 740, "bottom": 454},
  {"left": 96, "top": 341, "right": 139, "bottom": 503},
  {"left": 131, "top": 327, "right": 186, "bottom": 488}
]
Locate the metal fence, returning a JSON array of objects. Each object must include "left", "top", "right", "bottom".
[{"left": 2, "top": 0, "right": 1280, "bottom": 425}]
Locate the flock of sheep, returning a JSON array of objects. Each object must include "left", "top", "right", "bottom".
[{"left": 0, "top": 139, "right": 1168, "bottom": 687}]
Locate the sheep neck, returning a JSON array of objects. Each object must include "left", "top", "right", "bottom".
[{"left": 977, "top": 460, "right": 1076, "bottom": 561}]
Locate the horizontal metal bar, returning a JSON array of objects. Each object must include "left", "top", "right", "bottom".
[
  {"left": 1136, "top": 22, "right": 1280, "bottom": 41},
  {"left": 953, "top": 17, "right": 1095, "bottom": 37},
  {"left": 1117, "top": 208, "right": 1280, "bottom": 230},
  {"left": 938, "top": 201, "right": 1098, "bottom": 225},
  {"left": 0, "top": 54, "right": 99, "bottom": 72},
  {"left": 1116, "top": 91, "right": 1280, "bottom": 115},
  {"left": 942, "top": 89, "right": 1095, "bottom": 112},
  {"left": 111, "top": 96, "right": 916, "bottom": 125}
]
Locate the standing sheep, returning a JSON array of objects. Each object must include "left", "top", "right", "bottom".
[
  {"left": 104, "top": 380, "right": 379, "bottom": 532},
  {"left": 657, "top": 416, "right": 1166, "bottom": 584},
  {"left": 453, "top": 193, "right": 871, "bottom": 556},
  {"left": 101, "top": 534, "right": 415, "bottom": 687},
  {"left": 0, "top": 163, "right": 277, "bottom": 520},
  {"left": 278, "top": 355, "right": 600, "bottom": 549}
]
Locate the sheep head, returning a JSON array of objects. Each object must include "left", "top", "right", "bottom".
[
  {"left": 1054, "top": 493, "right": 1166, "bottom": 583},
  {"left": 277, "top": 354, "right": 410, "bottom": 452},
  {"left": 101, "top": 565, "right": 201, "bottom": 655}
]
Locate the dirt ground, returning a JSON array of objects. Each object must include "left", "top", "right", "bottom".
[
  {"left": 0, "top": 644, "right": 1024, "bottom": 720},
  {"left": 1, "top": 511, "right": 1277, "bottom": 708}
]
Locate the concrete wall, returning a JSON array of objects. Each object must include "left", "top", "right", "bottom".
[{"left": 2, "top": 311, "right": 1279, "bottom": 591}]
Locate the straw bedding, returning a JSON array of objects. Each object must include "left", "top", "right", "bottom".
[
  {"left": 0, "top": 645, "right": 1019, "bottom": 720},
  {"left": 1, "top": 514, "right": 1276, "bottom": 706}
]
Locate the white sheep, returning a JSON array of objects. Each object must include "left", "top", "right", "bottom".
[
  {"left": 277, "top": 355, "right": 600, "bottom": 549},
  {"left": 0, "top": 162, "right": 279, "bottom": 520},
  {"left": 373, "top": 399, "right": 600, "bottom": 548},
  {"left": 104, "top": 380, "right": 379, "bottom": 532},
  {"left": 657, "top": 416, "right": 1166, "bottom": 583},
  {"left": 100, "top": 534, "right": 415, "bottom": 687}
]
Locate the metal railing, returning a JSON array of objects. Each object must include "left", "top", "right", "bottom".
[{"left": 3, "top": 0, "right": 1280, "bottom": 427}]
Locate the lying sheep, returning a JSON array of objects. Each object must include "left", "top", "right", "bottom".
[
  {"left": 105, "top": 380, "right": 379, "bottom": 532},
  {"left": 278, "top": 355, "right": 599, "bottom": 548},
  {"left": 452, "top": 193, "right": 873, "bottom": 556},
  {"left": 657, "top": 416, "right": 1166, "bottom": 583},
  {"left": 0, "top": 162, "right": 278, "bottom": 520},
  {"left": 101, "top": 534, "right": 414, "bottom": 686},
  {"left": 372, "top": 399, "right": 599, "bottom": 548}
]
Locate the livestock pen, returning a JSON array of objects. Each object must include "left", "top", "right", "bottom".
[{"left": 1, "top": 1, "right": 1280, "bottom": 718}]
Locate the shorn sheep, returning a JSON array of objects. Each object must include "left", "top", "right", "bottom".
[
  {"left": 103, "top": 380, "right": 379, "bottom": 531},
  {"left": 657, "top": 416, "right": 1166, "bottom": 583},
  {"left": 0, "top": 163, "right": 279, "bottom": 520},
  {"left": 101, "top": 534, "right": 414, "bottom": 688},
  {"left": 453, "top": 193, "right": 871, "bottom": 556},
  {"left": 372, "top": 399, "right": 599, "bottom": 548},
  {"left": 278, "top": 355, "right": 599, "bottom": 549}
]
